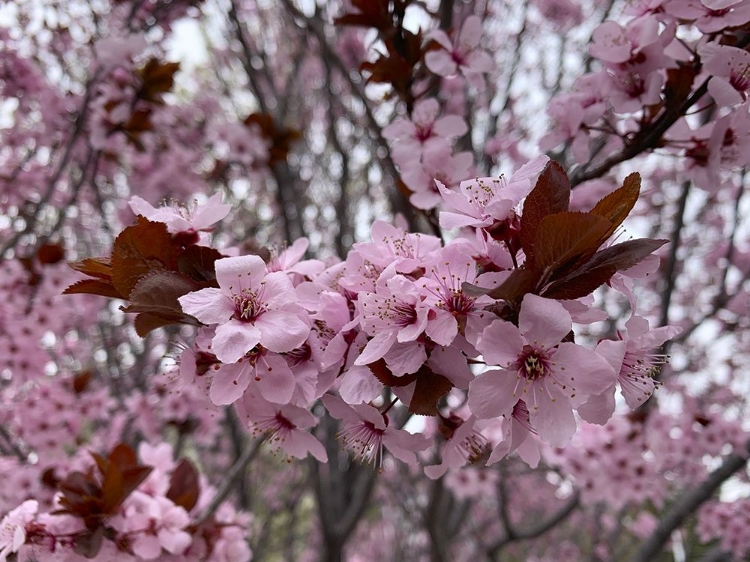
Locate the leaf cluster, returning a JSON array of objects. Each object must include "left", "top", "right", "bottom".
[{"left": 63, "top": 216, "right": 224, "bottom": 335}]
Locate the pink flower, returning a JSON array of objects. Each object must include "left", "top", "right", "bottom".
[
  {"left": 129, "top": 192, "right": 231, "bottom": 239},
  {"left": 468, "top": 294, "right": 616, "bottom": 446},
  {"left": 235, "top": 391, "right": 327, "bottom": 461},
  {"left": 580, "top": 316, "right": 680, "bottom": 423},
  {"left": 354, "top": 270, "right": 429, "bottom": 367},
  {"left": 353, "top": 220, "right": 442, "bottom": 274},
  {"left": 0, "top": 500, "right": 37, "bottom": 561},
  {"left": 486, "top": 400, "right": 541, "bottom": 467},
  {"left": 383, "top": 98, "right": 468, "bottom": 163},
  {"left": 418, "top": 243, "right": 502, "bottom": 347},
  {"left": 266, "top": 237, "right": 324, "bottom": 279},
  {"left": 178, "top": 255, "right": 310, "bottom": 364},
  {"left": 400, "top": 143, "right": 473, "bottom": 210},
  {"left": 112, "top": 494, "right": 192, "bottom": 559},
  {"left": 665, "top": 0, "right": 750, "bottom": 32},
  {"left": 437, "top": 155, "right": 549, "bottom": 230},
  {"left": 321, "top": 394, "right": 431, "bottom": 466},
  {"left": 700, "top": 43, "right": 750, "bottom": 107},
  {"left": 589, "top": 16, "right": 674, "bottom": 74},
  {"left": 424, "top": 415, "right": 490, "bottom": 479},
  {"left": 209, "top": 348, "right": 295, "bottom": 405},
  {"left": 425, "top": 15, "right": 494, "bottom": 90}
]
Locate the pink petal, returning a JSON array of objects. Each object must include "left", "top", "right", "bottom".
[
  {"left": 178, "top": 288, "right": 234, "bottom": 324},
  {"left": 382, "top": 119, "right": 416, "bottom": 140},
  {"left": 384, "top": 341, "right": 426, "bottom": 376},
  {"left": 286, "top": 430, "right": 328, "bottom": 462},
  {"left": 210, "top": 363, "right": 252, "bottom": 405},
  {"left": 439, "top": 211, "right": 484, "bottom": 229},
  {"left": 255, "top": 354, "right": 295, "bottom": 404},
  {"left": 321, "top": 393, "right": 360, "bottom": 422},
  {"left": 339, "top": 365, "right": 383, "bottom": 404},
  {"left": 477, "top": 320, "right": 524, "bottom": 367},
  {"left": 458, "top": 15, "right": 483, "bottom": 50},
  {"left": 132, "top": 535, "right": 162, "bottom": 560},
  {"left": 429, "top": 345, "right": 473, "bottom": 388},
  {"left": 433, "top": 114, "right": 468, "bottom": 138},
  {"left": 577, "top": 389, "right": 616, "bottom": 425},
  {"left": 708, "top": 77, "right": 744, "bottom": 107},
  {"left": 258, "top": 271, "right": 298, "bottom": 309},
  {"left": 212, "top": 320, "right": 261, "bottom": 364},
  {"left": 255, "top": 309, "right": 309, "bottom": 353},
  {"left": 354, "top": 331, "right": 398, "bottom": 365},
  {"left": 426, "top": 308, "right": 458, "bottom": 346},
  {"left": 552, "top": 343, "right": 617, "bottom": 397},
  {"left": 425, "top": 50, "right": 458, "bottom": 76},
  {"left": 466, "top": 50, "right": 494, "bottom": 73},
  {"left": 529, "top": 390, "right": 576, "bottom": 447},
  {"left": 216, "top": 255, "right": 266, "bottom": 291},
  {"left": 158, "top": 529, "right": 191, "bottom": 555},
  {"left": 519, "top": 294, "right": 572, "bottom": 349},
  {"left": 412, "top": 98, "right": 440, "bottom": 128},
  {"left": 468, "top": 369, "right": 518, "bottom": 419},
  {"left": 192, "top": 193, "right": 231, "bottom": 230}
]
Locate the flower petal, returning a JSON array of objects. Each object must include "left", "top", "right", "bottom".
[
  {"left": 212, "top": 320, "right": 261, "bottom": 364},
  {"left": 468, "top": 369, "right": 519, "bottom": 419}
]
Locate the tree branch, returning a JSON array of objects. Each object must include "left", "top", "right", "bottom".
[{"left": 630, "top": 445, "right": 750, "bottom": 562}]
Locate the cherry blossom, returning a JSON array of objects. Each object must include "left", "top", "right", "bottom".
[
  {"left": 178, "top": 255, "right": 310, "bottom": 364},
  {"left": 425, "top": 15, "right": 495, "bottom": 90},
  {"left": 468, "top": 295, "right": 616, "bottom": 446},
  {"left": 321, "top": 394, "right": 431, "bottom": 467}
]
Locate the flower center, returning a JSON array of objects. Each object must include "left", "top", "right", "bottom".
[
  {"left": 518, "top": 345, "right": 550, "bottom": 380},
  {"left": 232, "top": 288, "right": 266, "bottom": 322}
]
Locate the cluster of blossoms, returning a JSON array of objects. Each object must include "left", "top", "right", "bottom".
[
  {"left": 4, "top": 1, "right": 750, "bottom": 559},
  {"left": 698, "top": 497, "right": 750, "bottom": 559},
  {"left": 542, "top": 0, "right": 750, "bottom": 191},
  {"left": 129, "top": 153, "right": 677, "bottom": 478},
  {"left": 550, "top": 397, "right": 749, "bottom": 509},
  {"left": 0, "top": 442, "right": 251, "bottom": 562}
]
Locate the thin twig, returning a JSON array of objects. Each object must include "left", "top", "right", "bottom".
[
  {"left": 195, "top": 434, "right": 266, "bottom": 525},
  {"left": 630, "top": 444, "right": 750, "bottom": 562}
]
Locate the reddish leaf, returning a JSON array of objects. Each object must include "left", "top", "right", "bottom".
[
  {"left": 133, "top": 313, "right": 183, "bottom": 337},
  {"left": 73, "top": 526, "right": 104, "bottom": 559},
  {"left": 37, "top": 243, "right": 65, "bottom": 265},
  {"left": 166, "top": 459, "right": 200, "bottom": 512},
  {"left": 63, "top": 279, "right": 124, "bottom": 299},
  {"left": 123, "top": 271, "right": 200, "bottom": 314},
  {"left": 122, "top": 271, "right": 202, "bottom": 335},
  {"left": 541, "top": 264, "right": 619, "bottom": 300},
  {"left": 534, "top": 212, "right": 613, "bottom": 273},
  {"left": 108, "top": 443, "right": 138, "bottom": 468},
  {"left": 177, "top": 245, "right": 224, "bottom": 285},
  {"left": 487, "top": 268, "right": 538, "bottom": 302},
  {"left": 101, "top": 462, "right": 125, "bottom": 513},
  {"left": 120, "top": 466, "right": 153, "bottom": 502},
  {"left": 360, "top": 53, "right": 412, "bottom": 99},
  {"left": 138, "top": 59, "right": 180, "bottom": 103},
  {"left": 73, "top": 371, "right": 92, "bottom": 394},
  {"left": 520, "top": 161, "right": 570, "bottom": 267},
  {"left": 111, "top": 217, "right": 179, "bottom": 297},
  {"left": 590, "top": 173, "right": 641, "bottom": 237},
  {"left": 408, "top": 367, "right": 453, "bottom": 416},
  {"left": 68, "top": 257, "right": 113, "bottom": 280},
  {"left": 543, "top": 238, "right": 667, "bottom": 300}
]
